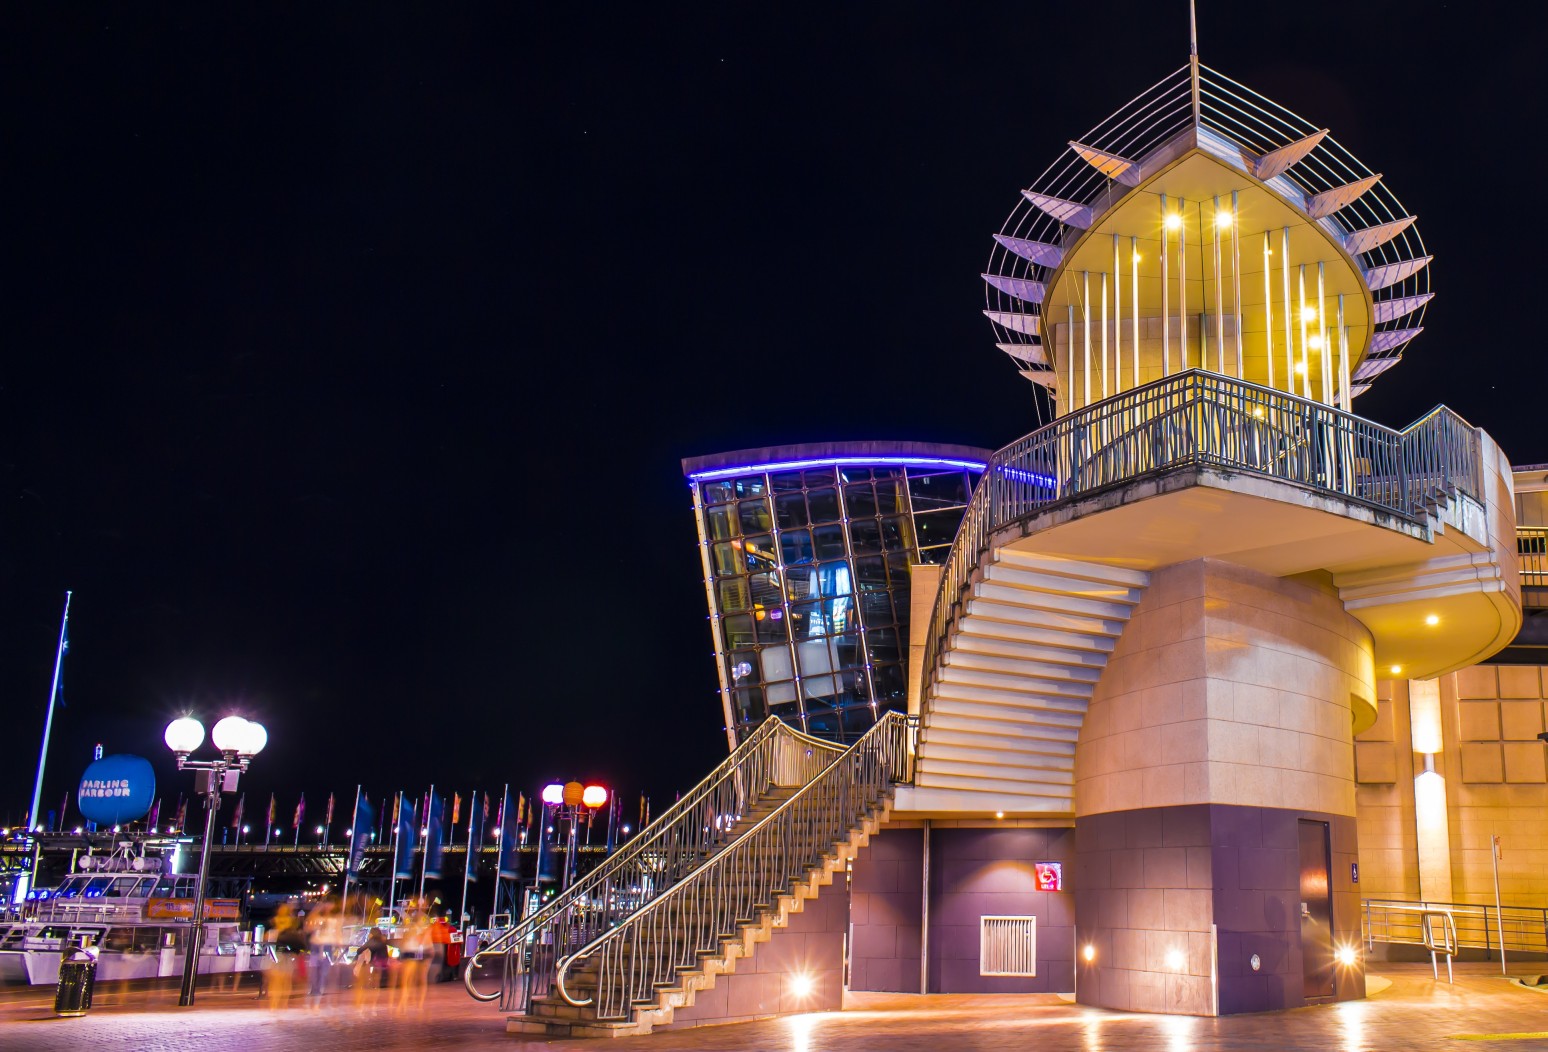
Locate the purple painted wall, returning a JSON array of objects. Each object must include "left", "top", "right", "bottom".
[
  {"left": 928, "top": 827, "right": 1076, "bottom": 994},
  {"left": 848, "top": 827, "right": 923, "bottom": 993},
  {"left": 1075, "top": 804, "right": 1363, "bottom": 1015},
  {"left": 663, "top": 879, "right": 848, "bottom": 1029}
]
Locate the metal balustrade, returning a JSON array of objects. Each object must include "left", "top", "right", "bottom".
[
  {"left": 1520, "top": 527, "right": 1548, "bottom": 595},
  {"left": 464, "top": 716, "right": 844, "bottom": 1010},
  {"left": 921, "top": 369, "right": 1484, "bottom": 716},
  {"left": 553, "top": 710, "right": 918, "bottom": 1021},
  {"left": 1364, "top": 898, "right": 1548, "bottom": 958}
]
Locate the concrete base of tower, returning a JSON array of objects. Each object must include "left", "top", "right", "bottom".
[{"left": 1073, "top": 803, "right": 1363, "bottom": 1015}]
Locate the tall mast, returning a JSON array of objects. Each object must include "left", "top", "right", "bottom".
[
  {"left": 28, "top": 591, "right": 72, "bottom": 832},
  {"left": 1189, "top": 0, "right": 1202, "bottom": 125}
]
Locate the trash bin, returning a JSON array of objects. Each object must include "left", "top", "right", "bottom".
[{"left": 54, "top": 943, "right": 99, "bottom": 1017}]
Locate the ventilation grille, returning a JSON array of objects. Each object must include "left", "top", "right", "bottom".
[{"left": 980, "top": 915, "right": 1037, "bottom": 977}]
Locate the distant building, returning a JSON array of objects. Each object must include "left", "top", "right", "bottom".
[{"left": 683, "top": 443, "right": 988, "bottom": 746}]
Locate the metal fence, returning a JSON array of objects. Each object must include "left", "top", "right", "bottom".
[
  {"left": 464, "top": 716, "right": 844, "bottom": 1011},
  {"left": 1363, "top": 898, "right": 1548, "bottom": 958},
  {"left": 1520, "top": 527, "right": 1548, "bottom": 595},
  {"left": 921, "top": 369, "right": 1484, "bottom": 719},
  {"left": 553, "top": 711, "right": 918, "bottom": 1020}
]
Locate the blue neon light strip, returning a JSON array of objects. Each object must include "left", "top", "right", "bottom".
[{"left": 687, "top": 455, "right": 987, "bottom": 482}]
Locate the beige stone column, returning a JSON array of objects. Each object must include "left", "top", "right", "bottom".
[{"left": 1407, "top": 677, "right": 1453, "bottom": 902}]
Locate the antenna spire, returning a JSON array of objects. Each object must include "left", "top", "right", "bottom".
[{"left": 1188, "top": 0, "right": 1202, "bottom": 124}]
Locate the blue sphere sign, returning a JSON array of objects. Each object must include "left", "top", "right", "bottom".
[{"left": 78, "top": 754, "right": 156, "bottom": 825}]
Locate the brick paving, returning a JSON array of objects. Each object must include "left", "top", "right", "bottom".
[{"left": 1, "top": 963, "right": 1547, "bottom": 1051}]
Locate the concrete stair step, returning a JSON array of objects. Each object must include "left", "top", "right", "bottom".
[
  {"left": 980, "top": 561, "right": 1145, "bottom": 606},
  {"left": 954, "top": 614, "right": 1117, "bottom": 652},
  {"left": 915, "top": 755, "right": 1074, "bottom": 786},
  {"left": 992, "top": 549, "right": 1151, "bottom": 589},
  {"left": 931, "top": 681, "right": 1090, "bottom": 714},
  {"left": 964, "top": 595, "right": 1127, "bottom": 637},
  {"left": 943, "top": 648, "right": 1103, "bottom": 681},
  {"left": 975, "top": 578, "right": 1139, "bottom": 620},
  {"left": 948, "top": 633, "right": 1111, "bottom": 669},
  {"left": 937, "top": 664, "right": 1095, "bottom": 699}
]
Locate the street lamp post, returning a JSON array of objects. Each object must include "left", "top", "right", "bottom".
[
  {"left": 540, "top": 782, "right": 608, "bottom": 892},
  {"left": 163, "top": 714, "right": 267, "bottom": 1008}
]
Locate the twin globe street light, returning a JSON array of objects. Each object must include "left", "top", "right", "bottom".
[
  {"left": 163, "top": 714, "right": 267, "bottom": 1007},
  {"left": 539, "top": 781, "right": 608, "bottom": 892}
]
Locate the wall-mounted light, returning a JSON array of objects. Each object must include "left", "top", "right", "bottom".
[
  {"left": 1165, "top": 948, "right": 1186, "bottom": 971},
  {"left": 1335, "top": 944, "right": 1358, "bottom": 967},
  {"left": 1083, "top": 944, "right": 1096, "bottom": 963},
  {"left": 1425, "top": 614, "right": 1439, "bottom": 627},
  {"left": 789, "top": 972, "right": 815, "bottom": 998}
]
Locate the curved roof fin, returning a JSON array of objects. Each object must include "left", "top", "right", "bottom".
[
  {"left": 983, "top": 274, "right": 1046, "bottom": 304},
  {"left": 998, "top": 343, "right": 1048, "bottom": 366},
  {"left": 1069, "top": 141, "right": 1142, "bottom": 186},
  {"left": 993, "top": 234, "right": 1063, "bottom": 268},
  {"left": 1368, "top": 326, "right": 1423, "bottom": 354},
  {"left": 1252, "top": 129, "right": 1328, "bottom": 180},
  {"left": 1372, "top": 292, "right": 1434, "bottom": 324},
  {"left": 1366, "top": 256, "right": 1432, "bottom": 291},
  {"left": 1306, "top": 174, "right": 1382, "bottom": 218},
  {"left": 1020, "top": 190, "right": 1092, "bottom": 229},
  {"left": 1344, "top": 216, "right": 1417, "bottom": 256},
  {"left": 983, "top": 310, "right": 1041, "bottom": 336}
]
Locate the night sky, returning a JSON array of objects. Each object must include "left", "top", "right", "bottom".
[{"left": 3, "top": 4, "right": 1542, "bottom": 831}]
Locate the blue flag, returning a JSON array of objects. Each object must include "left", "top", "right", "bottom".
[
  {"left": 498, "top": 787, "right": 520, "bottom": 880},
  {"left": 424, "top": 787, "right": 444, "bottom": 879},
  {"left": 466, "top": 792, "right": 484, "bottom": 882},
  {"left": 393, "top": 792, "right": 416, "bottom": 879},
  {"left": 347, "top": 792, "right": 375, "bottom": 878}
]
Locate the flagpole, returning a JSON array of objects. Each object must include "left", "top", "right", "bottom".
[
  {"left": 28, "top": 591, "right": 72, "bottom": 832},
  {"left": 460, "top": 791, "right": 477, "bottom": 929},
  {"left": 491, "top": 784, "right": 507, "bottom": 922},
  {"left": 340, "top": 784, "right": 361, "bottom": 925},
  {"left": 417, "top": 785, "right": 433, "bottom": 905},
  {"left": 387, "top": 792, "right": 400, "bottom": 919}
]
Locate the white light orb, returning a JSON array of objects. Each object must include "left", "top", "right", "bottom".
[
  {"left": 164, "top": 716, "right": 205, "bottom": 754},
  {"left": 243, "top": 721, "right": 268, "bottom": 756},
  {"left": 211, "top": 715, "right": 250, "bottom": 752},
  {"left": 582, "top": 785, "right": 608, "bottom": 809},
  {"left": 541, "top": 783, "right": 564, "bottom": 805}
]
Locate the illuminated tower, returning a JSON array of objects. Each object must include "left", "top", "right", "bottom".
[{"left": 907, "top": 43, "right": 1521, "bottom": 1013}]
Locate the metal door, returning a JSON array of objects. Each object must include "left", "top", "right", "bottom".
[{"left": 1298, "top": 819, "right": 1334, "bottom": 999}]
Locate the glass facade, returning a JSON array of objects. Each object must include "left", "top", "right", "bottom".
[{"left": 685, "top": 448, "right": 987, "bottom": 745}]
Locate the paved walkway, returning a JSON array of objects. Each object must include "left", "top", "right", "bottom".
[{"left": 2, "top": 964, "right": 1546, "bottom": 1051}]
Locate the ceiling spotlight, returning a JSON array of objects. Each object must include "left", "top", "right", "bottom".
[
  {"left": 1164, "top": 214, "right": 1182, "bottom": 231},
  {"left": 1391, "top": 665, "right": 1403, "bottom": 676},
  {"left": 1308, "top": 335, "right": 1324, "bottom": 350},
  {"left": 1425, "top": 614, "right": 1440, "bottom": 626},
  {"left": 1300, "top": 305, "right": 1318, "bottom": 323},
  {"left": 1216, "top": 210, "right": 1233, "bottom": 229},
  {"left": 1294, "top": 361, "right": 1308, "bottom": 376}
]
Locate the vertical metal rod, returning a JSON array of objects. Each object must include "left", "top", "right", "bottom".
[
  {"left": 1189, "top": 0, "right": 1201, "bottom": 125},
  {"left": 1112, "top": 235, "right": 1121, "bottom": 394},
  {"left": 1263, "top": 232, "right": 1275, "bottom": 390},
  {"left": 1131, "top": 235, "right": 1140, "bottom": 385},
  {"left": 1100, "top": 271, "right": 1110, "bottom": 400},
  {"left": 1337, "top": 296, "right": 1350, "bottom": 412},
  {"left": 1082, "top": 271, "right": 1092, "bottom": 408},
  {"left": 418, "top": 784, "right": 434, "bottom": 905},
  {"left": 1213, "top": 194, "right": 1225, "bottom": 372},
  {"left": 690, "top": 484, "right": 738, "bottom": 752},
  {"left": 1317, "top": 262, "right": 1331, "bottom": 405},
  {"left": 1179, "top": 200, "right": 1189, "bottom": 369},
  {"left": 1297, "top": 265, "right": 1310, "bottom": 399},
  {"left": 1492, "top": 835, "right": 1507, "bottom": 976},
  {"left": 28, "top": 591, "right": 72, "bottom": 834},
  {"left": 461, "top": 790, "right": 477, "bottom": 927},
  {"left": 1281, "top": 227, "right": 1293, "bottom": 392},
  {"left": 1161, "top": 195, "right": 1171, "bottom": 377},
  {"left": 1231, "top": 191, "right": 1242, "bottom": 378},
  {"left": 388, "top": 792, "right": 400, "bottom": 919},
  {"left": 919, "top": 820, "right": 931, "bottom": 995},
  {"left": 179, "top": 780, "right": 222, "bottom": 1006},
  {"left": 492, "top": 787, "right": 507, "bottom": 922},
  {"left": 1067, "top": 303, "right": 1076, "bottom": 413},
  {"left": 341, "top": 784, "right": 361, "bottom": 929}
]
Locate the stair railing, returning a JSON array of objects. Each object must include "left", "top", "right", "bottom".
[
  {"left": 554, "top": 710, "right": 917, "bottom": 1021},
  {"left": 919, "top": 370, "right": 1486, "bottom": 734},
  {"left": 464, "top": 715, "right": 844, "bottom": 1009}
]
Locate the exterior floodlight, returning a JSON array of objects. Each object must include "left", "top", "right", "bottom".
[
  {"left": 164, "top": 717, "right": 205, "bottom": 755},
  {"left": 243, "top": 721, "right": 268, "bottom": 756},
  {"left": 210, "top": 716, "right": 251, "bottom": 753},
  {"left": 1300, "top": 305, "right": 1318, "bottom": 323},
  {"left": 582, "top": 785, "right": 608, "bottom": 809},
  {"left": 563, "top": 781, "right": 585, "bottom": 808},
  {"left": 541, "top": 783, "right": 564, "bottom": 806},
  {"left": 1215, "top": 210, "right": 1232, "bottom": 228},
  {"left": 1164, "top": 213, "right": 1182, "bottom": 231}
]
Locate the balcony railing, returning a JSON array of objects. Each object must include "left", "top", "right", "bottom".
[
  {"left": 922, "top": 369, "right": 1484, "bottom": 706},
  {"left": 1364, "top": 898, "right": 1548, "bottom": 958},
  {"left": 1520, "top": 527, "right": 1548, "bottom": 595}
]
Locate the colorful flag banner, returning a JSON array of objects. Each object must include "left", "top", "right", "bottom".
[
  {"left": 293, "top": 793, "right": 306, "bottom": 830},
  {"left": 498, "top": 786, "right": 519, "bottom": 879},
  {"left": 325, "top": 792, "right": 335, "bottom": 827},
  {"left": 465, "top": 791, "right": 484, "bottom": 883},
  {"left": 230, "top": 793, "right": 245, "bottom": 829}
]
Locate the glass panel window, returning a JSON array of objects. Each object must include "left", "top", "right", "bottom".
[
  {"left": 817, "top": 561, "right": 853, "bottom": 599},
  {"left": 706, "top": 505, "right": 735, "bottom": 542},
  {"left": 802, "top": 468, "right": 836, "bottom": 487},
  {"left": 867, "top": 627, "right": 901, "bottom": 663},
  {"left": 790, "top": 599, "right": 824, "bottom": 639},
  {"left": 711, "top": 541, "right": 742, "bottom": 576},
  {"left": 918, "top": 545, "right": 952, "bottom": 565},
  {"left": 875, "top": 472, "right": 905, "bottom": 514},
  {"left": 743, "top": 534, "right": 777, "bottom": 571},
  {"left": 854, "top": 555, "right": 888, "bottom": 591},
  {"left": 908, "top": 470, "right": 970, "bottom": 509},
  {"left": 703, "top": 480, "right": 736, "bottom": 505},
  {"left": 846, "top": 484, "right": 878, "bottom": 518},
  {"left": 838, "top": 467, "right": 872, "bottom": 483},
  {"left": 732, "top": 476, "right": 767, "bottom": 499},
  {"left": 722, "top": 614, "right": 755, "bottom": 649},
  {"left": 842, "top": 704, "right": 880, "bottom": 736},
  {"left": 871, "top": 663, "right": 907, "bottom": 703},
  {"left": 756, "top": 606, "right": 790, "bottom": 643},
  {"left": 860, "top": 591, "right": 896, "bottom": 626},
  {"left": 739, "top": 499, "right": 772, "bottom": 534},
  {"left": 733, "top": 687, "right": 764, "bottom": 722},
  {"left": 780, "top": 528, "right": 814, "bottom": 567},
  {"left": 785, "top": 564, "right": 819, "bottom": 602},
  {"left": 913, "top": 509, "right": 965, "bottom": 549},
  {"left": 807, "top": 488, "right": 841, "bottom": 524},
  {"left": 717, "top": 577, "right": 750, "bottom": 613},
  {"left": 749, "top": 571, "right": 784, "bottom": 608},
  {"left": 850, "top": 517, "right": 882, "bottom": 554},
  {"left": 770, "top": 471, "right": 805, "bottom": 493},
  {"left": 879, "top": 515, "right": 912, "bottom": 551},
  {"left": 813, "top": 524, "right": 846, "bottom": 560},
  {"left": 775, "top": 492, "right": 809, "bottom": 530}
]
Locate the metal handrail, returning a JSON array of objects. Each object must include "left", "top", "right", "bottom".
[
  {"left": 919, "top": 370, "right": 1485, "bottom": 722},
  {"left": 1363, "top": 897, "right": 1548, "bottom": 957},
  {"left": 553, "top": 710, "right": 917, "bottom": 1020},
  {"left": 1518, "top": 526, "right": 1548, "bottom": 592},
  {"left": 464, "top": 716, "right": 843, "bottom": 1008}
]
